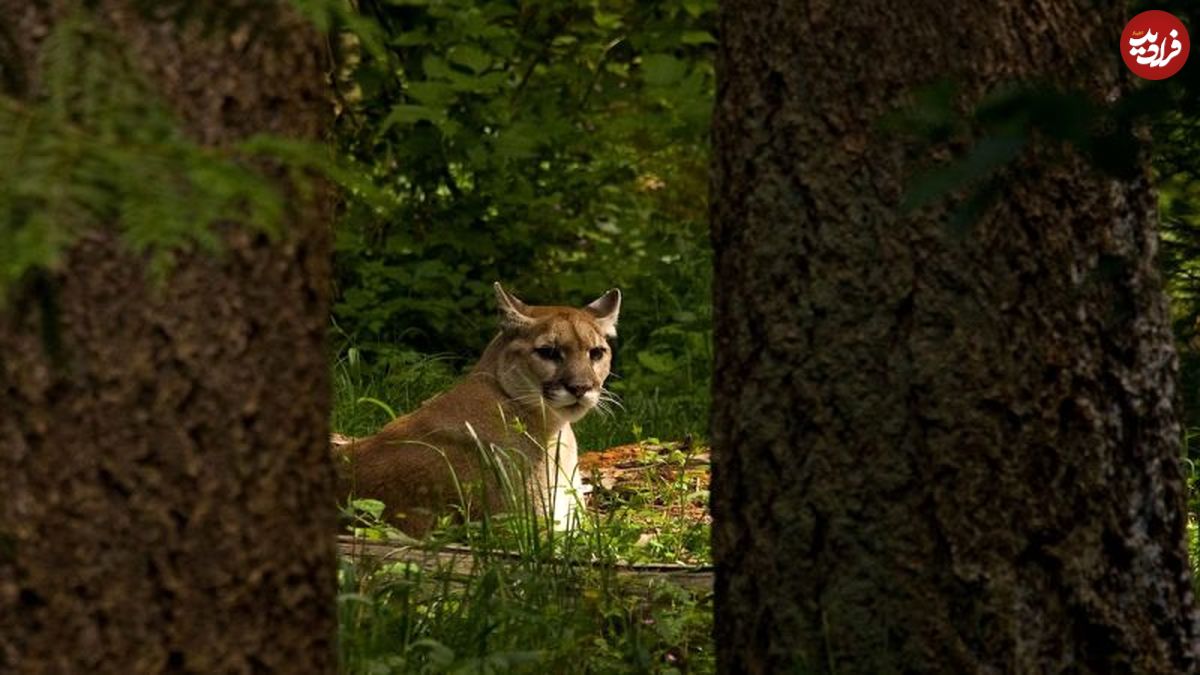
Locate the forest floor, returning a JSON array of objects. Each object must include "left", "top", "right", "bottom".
[
  {"left": 579, "top": 437, "right": 712, "bottom": 566},
  {"left": 334, "top": 434, "right": 714, "bottom": 565},
  {"left": 337, "top": 435, "right": 716, "bottom": 673}
]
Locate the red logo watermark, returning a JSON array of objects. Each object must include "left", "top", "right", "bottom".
[{"left": 1122, "top": 10, "right": 1189, "bottom": 80}]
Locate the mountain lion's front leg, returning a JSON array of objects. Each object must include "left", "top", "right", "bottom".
[{"left": 547, "top": 424, "right": 586, "bottom": 530}]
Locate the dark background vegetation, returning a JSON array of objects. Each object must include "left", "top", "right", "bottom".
[
  {"left": 318, "top": 4, "right": 1200, "bottom": 582},
  {"left": 4, "top": 0, "right": 1200, "bottom": 671},
  {"left": 327, "top": 0, "right": 716, "bottom": 449},
  {"left": 323, "top": 0, "right": 1200, "bottom": 466}
]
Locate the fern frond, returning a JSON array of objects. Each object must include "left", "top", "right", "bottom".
[
  {"left": 0, "top": 12, "right": 284, "bottom": 304},
  {"left": 0, "top": 4, "right": 387, "bottom": 306}
]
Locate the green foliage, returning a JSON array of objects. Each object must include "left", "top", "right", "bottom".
[
  {"left": 888, "top": 81, "right": 1146, "bottom": 236},
  {"left": 329, "top": 0, "right": 716, "bottom": 445},
  {"left": 331, "top": 339, "right": 703, "bottom": 457},
  {"left": 332, "top": 342, "right": 461, "bottom": 438},
  {"left": 581, "top": 439, "right": 711, "bottom": 565},
  {"left": 886, "top": 3, "right": 1200, "bottom": 440},
  {"left": 2, "top": 2, "right": 718, "bottom": 669},
  {"left": 1152, "top": 5, "right": 1200, "bottom": 436},
  {"left": 335, "top": 416, "right": 713, "bottom": 674},
  {"left": 0, "top": 11, "right": 291, "bottom": 303},
  {"left": 334, "top": 365, "right": 715, "bottom": 672},
  {"left": 339, "top": 550, "right": 713, "bottom": 674},
  {"left": 321, "top": 10, "right": 720, "bottom": 664},
  {"left": 0, "top": 4, "right": 394, "bottom": 311}
]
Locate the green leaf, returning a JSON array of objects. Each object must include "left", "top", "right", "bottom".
[
  {"left": 641, "top": 54, "right": 687, "bottom": 86},
  {"left": 394, "top": 29, "right": 432, "bottom": 46},
  {"left": 382, "top": 104, "right": 441, "bottom": 128},
  {"left": 681, "top": 31, "right": 716, "bottom": 46},
  {"left": 448, "top": 44, "right": 491, "bottom": 74},
  {"left": 637, "top": 351, "right": 678, "bottom": 374},
  {"left": 350, "top": 498, "right": 386, "bottom": 519},
  {"left": 422, "top": 55, "right": 454, "bottom": 80},
  {"left": 594, "top": 11, "right": 623, "bottom": 30},
  {"left": 404, "top": 81, "right": 456, "bottom": 107},
  {"left": 0, "top": 13, "right": 311, "bottom": 306}
]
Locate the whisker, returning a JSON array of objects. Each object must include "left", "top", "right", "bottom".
[{"left": 598, "top": 394, "right": 626, "bottom": 412}]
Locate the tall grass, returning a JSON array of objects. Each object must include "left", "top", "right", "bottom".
[
  {"left": 331, "top": 345, "right": 714, "bottom": 674},
  {"left": 338, "top": 535, "right": 712, "bottom": 673},
  {"left": 331, "top": 345, "right": 707, "bottom": 452},
  {"left": 338, "top": 464, "right": 713, "bottom": 673}
]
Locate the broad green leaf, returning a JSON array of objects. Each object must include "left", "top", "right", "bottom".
[
  {"left": 641, "top": 54, "right": 687, "bottom": 86},
  {"left": 350, "top": 498, "right": 386, "bottom": 519},
  {"left": 681, "top": 31, "right": 716, "bottom": 45},
  {"left": 422, "top": 55, "right": 454, "bottom": 80},
  {"left": 404, "top": 81, "right": 456, "bottom": 107},
  {"left": 394, "top": 29, "right": 432, "bottom": 46},
  {"left": 683, "top": 0, "right": 717, "bottom": 17},
  {"left": 448, "top": 44, "right": 491, "bottom": 74},
  {"left": 594, "top": 10, "right": 622, "bottom": 29},
  {"left": 382, "top": 104, "right": 441, "bottom": 128}
]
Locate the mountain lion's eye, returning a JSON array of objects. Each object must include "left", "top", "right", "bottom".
[
  {"left": 589, "top": 347, "right": 606, "bottom": 361},
  {"left": 534, "top": 346, "right": 562, "bottom": 361}
]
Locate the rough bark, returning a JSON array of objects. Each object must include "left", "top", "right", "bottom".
[
  {"left": 711, "top": 1, "right": 1199, "bottom": 672},
  {"left": 0, "top": 2, "right": 337, "bottom": 672}
]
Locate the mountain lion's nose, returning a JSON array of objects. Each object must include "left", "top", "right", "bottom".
[{"left": 565, "top": 383, "right": 592, "bottom": 399}]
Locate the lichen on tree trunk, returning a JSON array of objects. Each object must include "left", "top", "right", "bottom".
[
  {"left": 710, "top": 1, "right": 1200, "bottom": 672},
  {"left": 0, "top": 2, "right": 337, "bottom": 672}
]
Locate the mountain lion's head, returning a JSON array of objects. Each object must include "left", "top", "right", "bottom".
[{"left": 491, "top": 283, "right": 620, "bottom": 423}]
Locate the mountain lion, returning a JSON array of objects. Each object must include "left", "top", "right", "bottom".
[{"left": 336, "top": 283, "right": 620, "bottom": 537}]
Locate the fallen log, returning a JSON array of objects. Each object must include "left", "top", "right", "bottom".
[{"left": 336, "top": 534, "right": 714, "bottom": 593}]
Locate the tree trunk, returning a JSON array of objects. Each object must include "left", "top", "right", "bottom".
[
  {"left": 711, "top": 1, "right": 1199, "bottom": 672},
  {"left": 0, "top": 3, "right": 336, "bottom": 672}
]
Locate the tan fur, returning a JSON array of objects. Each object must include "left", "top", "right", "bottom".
[{"left": 335, "top": 284, "right": 620, "bottom": 537}]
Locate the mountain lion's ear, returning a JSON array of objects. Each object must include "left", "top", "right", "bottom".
[
  {"left": 494, "top": 282, "right": 534, "bottom": 331},
  {"left": 584, "top": 288, "right": 621, "bottom": 338}
]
